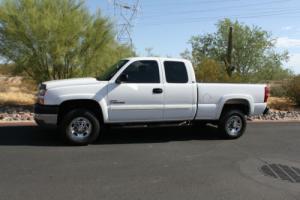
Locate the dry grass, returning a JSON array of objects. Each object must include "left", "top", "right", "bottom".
[
  {"left": 0, "top": 75, "right": 36, "bottom": 106},
  {"left": 267, "top": 96, "right": 298, "bottom": 111}
]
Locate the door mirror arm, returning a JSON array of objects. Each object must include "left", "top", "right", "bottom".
[{"left": 116, "top": 74, "right": 128, "bottom": 84}]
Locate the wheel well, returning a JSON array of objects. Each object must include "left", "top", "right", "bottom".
[
  {"left": 221, "top": 99, "right": 250, "bottom": 116},
  {"left": 58, "top": 100, "right": 103, "bottom": 124}
]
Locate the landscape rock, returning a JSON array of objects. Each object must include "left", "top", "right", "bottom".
[
  {"left": 0, "top": 105, "right": 34, "bottom": 121},
  {"left": 250, "top": 110, "right": 300, "bottom": 121}
]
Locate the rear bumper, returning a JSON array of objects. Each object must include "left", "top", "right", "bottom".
[
  {"left": 252, "top": 103, "right": 268, "bottom": 116},
  {"left": 34, "top": 104, "right": 59, "bottom": 127}
]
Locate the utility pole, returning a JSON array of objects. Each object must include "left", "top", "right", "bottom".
[
  {"left": 225, "top": 26, "right": 234, "bottom": 76},
  {"left": 110, "top": 0, "right": 140, "bottom": 48}
]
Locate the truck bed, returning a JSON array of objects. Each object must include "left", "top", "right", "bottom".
[{"left": 195, "top": 83, "right": 267, "bottom": 120}]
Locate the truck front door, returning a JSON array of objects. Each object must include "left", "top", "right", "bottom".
[{"left": 107, "top": 60, "right": 164, "bottom": 123}]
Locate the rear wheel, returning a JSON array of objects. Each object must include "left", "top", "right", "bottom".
[
  {"left": 59, "top": 109, "right": 100, "bottom": 145},
  {"left": 219, "top": 109, "right": 246, "bottom": 139}
]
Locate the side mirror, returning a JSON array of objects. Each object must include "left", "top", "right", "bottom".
[{"left": 116, "top": 74, "right": 128, "bottom": 84}]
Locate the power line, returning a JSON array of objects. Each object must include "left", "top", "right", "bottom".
[
  {"left": 143, "top": 7, "right": 300, "bottom": 21},
  {"left": 143, "top": 0, "right": 244, "bottom": 7},
  {"left": 142, "top": 0, "right": 293, "bottom": 17},
  {"left": 138, "top": 9, "right": 300, "bottom": 26}
]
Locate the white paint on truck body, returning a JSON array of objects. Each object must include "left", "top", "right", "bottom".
[{"left": 39, "top": 57, "right": 267, "bottom": 124}]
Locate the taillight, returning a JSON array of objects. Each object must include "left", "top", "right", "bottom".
[{"left": 264, "top": 86, "right": 270, "bottom": 102}]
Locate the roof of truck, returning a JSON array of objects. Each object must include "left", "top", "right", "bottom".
[{"left": 124, "top": 57, "right": 190, "bottom": 63}]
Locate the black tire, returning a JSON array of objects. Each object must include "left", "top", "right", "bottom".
[
  {"left": 59, "top": 109, "right": 100, "bottom": 145},
  {"left": 218, "top": 109, "right": 246, "bottom": 139}
]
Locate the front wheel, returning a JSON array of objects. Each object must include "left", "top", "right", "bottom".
[
  {"left": 59, "top": 109, "right": 100, "bottom": 145},
  {"left": 218, "top": 109, "right": 246, "bottom": 139}
]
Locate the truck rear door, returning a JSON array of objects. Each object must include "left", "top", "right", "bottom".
[{"left": 162, "top": 60, "right": 197, "bottom": 121}]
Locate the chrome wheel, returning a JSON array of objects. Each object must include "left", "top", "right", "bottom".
[
  {"left": 68, "top": 117, "right": 92, "bottom": 142},
  {"left": 225, "top": 115, "right": 243, "bottom": 136}
]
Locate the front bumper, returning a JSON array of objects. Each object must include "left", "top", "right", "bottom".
[{"left": 34, "top": 104, "right": 59, "bottom": 127}]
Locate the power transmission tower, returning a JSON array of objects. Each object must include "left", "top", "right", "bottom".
[{"left": 109, "top": 0, "right": 140, "bottom": 48}]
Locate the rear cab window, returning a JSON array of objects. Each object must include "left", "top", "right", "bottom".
[{"left": 164, "top": 61, "right": 188, "bottom": 83}]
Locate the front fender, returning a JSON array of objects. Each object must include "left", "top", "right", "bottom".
[{"left": 44, "top": 84, "right": 110, "bottom": 122}]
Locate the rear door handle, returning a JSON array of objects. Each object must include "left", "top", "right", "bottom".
[{"left": 153, "top": 88, "right": 163, "bottom": 94}]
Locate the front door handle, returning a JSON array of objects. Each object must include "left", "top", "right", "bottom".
[{"left": 153, "top": 88, "right": 163, "bottom": 94}]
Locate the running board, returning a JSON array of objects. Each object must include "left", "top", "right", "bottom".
[{"left": 110, "top": 121, "right": 192, "bottom": 129}]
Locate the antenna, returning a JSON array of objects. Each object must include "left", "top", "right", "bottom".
[{"left": 109, "top": 0, "right": 140, "bottom": 48}]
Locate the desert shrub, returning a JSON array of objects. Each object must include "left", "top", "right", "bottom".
[
  {"left": 195, "top": 59, "right": 230, "bottom": 82},
  {"left": 267, "top": 97, "right": 295, "bottom": 111},
  {"left": 286, "top": 75, "right": 300, "bottom": 105},
  {"left": 0, "top": 64, "right": 16, "bottom": 75},
  {"left": 270, "top": 84, "right": 287, "bottom": 97}
]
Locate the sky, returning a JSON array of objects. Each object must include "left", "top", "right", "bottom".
[{"left": 86, "top": 0, "right": 300, "bottom": 74}]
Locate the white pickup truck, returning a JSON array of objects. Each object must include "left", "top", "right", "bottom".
[{"left": 34, "top": 57, "right": 269, "bottom": 145}]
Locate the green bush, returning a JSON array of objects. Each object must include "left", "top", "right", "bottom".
[
  {"left": 195, "top": 59, "right": 230, "bottom": 82},
  {"left": 286, "top": 75, "right": 300, "bottom": 105},
  {"left": 0, "top": 0, "right": 133, "bottom": 82}
]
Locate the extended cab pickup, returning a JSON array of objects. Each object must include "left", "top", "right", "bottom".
[{"left": 34, "top": 57, "right": 269, "bottom": 145}]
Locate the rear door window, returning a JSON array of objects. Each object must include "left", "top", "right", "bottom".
[{"left": 164, "top": 61, "right": 188, "bottom": 83}]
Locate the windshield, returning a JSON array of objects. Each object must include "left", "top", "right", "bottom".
[{"left": 98, "top": 60, "right": 129, "bottom": 81}]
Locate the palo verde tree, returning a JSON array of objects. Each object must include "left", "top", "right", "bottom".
[
  {"left": 182, "top": 18, "right": 292, "bottom": 82},
  {"left": 0, "top": 0, "right": 133, "bottom": 82}
]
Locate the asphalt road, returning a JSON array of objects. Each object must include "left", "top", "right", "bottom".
[{"left": 0, "top": 123, "right": 299, "bottom": 200}]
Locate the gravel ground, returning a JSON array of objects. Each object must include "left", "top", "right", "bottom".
[
  {"left": 0, "top": 105, "right": 34, "bottom": 122},
  {"left": 0, "top": 105, "right": 300, "bottom": 122},
  {"left": 249, "top": 110, "right": 300, "bottom": 121}
]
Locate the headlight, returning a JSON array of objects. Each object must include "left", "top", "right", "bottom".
[
  {"left": 38, "top": 88, "right": 47, "bottom": 96},
  {"left": 37, "top": 84, "right": 47, "bottom": 104}
]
